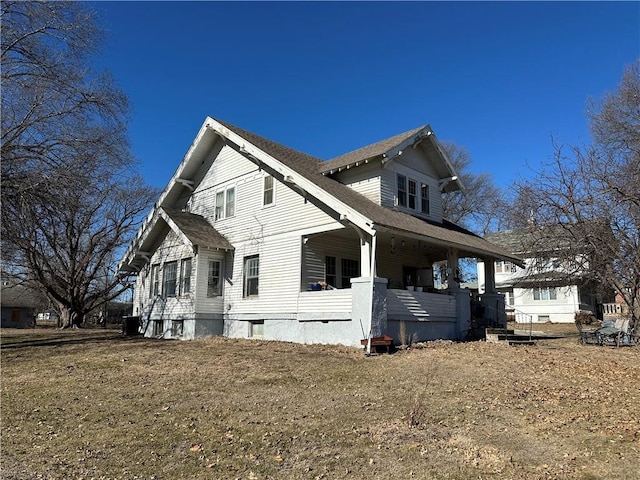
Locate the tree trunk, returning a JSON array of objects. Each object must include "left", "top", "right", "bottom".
[{"left": 59, "top": 308, "right": 84, "bottom": 329}]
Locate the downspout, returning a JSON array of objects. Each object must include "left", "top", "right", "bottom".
[{"left": 366, "top": 232, "right": 377, "bottom": 355}]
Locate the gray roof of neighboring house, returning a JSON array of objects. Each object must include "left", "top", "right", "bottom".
[
  {"left": 163, "top": 208, "right": 234, "bottom": 251},
  {"left": 1, "top": 283, "right": 43, "bottom": 309},
  {"left": 215, "top": 119, "right": 521, "bottom": 262}
]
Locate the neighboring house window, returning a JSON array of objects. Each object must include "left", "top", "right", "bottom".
[
  {"left": 504, "top": 290, "right": 514, "bottom": 306},
  {"left": 397, "top": 174, "right": 407, "bottom": 207},
  {"left": 263, "top": 175, "right": 274, "bottom": 206},
  {"left": 421, "top": 183, "right": 430, "bottom": 214},
  {"left": 150, "top": 264, "right": 159, "bottom": 298},
  {"left": 533, "top": 287, "right": 557, "bottom": 301},
  {"left": 207, "top": 260, "right": 222, "bottom": 297},
  {"left": 180, "top": 258, "right": 192, "bottom": 295},
  {"left": 341, "top": 258, "right": 360, "bottom": 288},
  {"left": 163, "top": 261, "right": 177, "bottom": 297},
  {"left": 215, "top": 191, "right": 225, "bottom": 220},
  {"left": 225, "top": 187, "right": 235, "bottom": 217},
  {"left": 408, "top": 179, "right": 417, "bottom": 210},
  {"left": 495, "top": 261, "right": 517, "bottom": 273},
  {"left": 244, "top": 255, "right": 259, "bottom": 297},
  {"left": 325, "top": 256, "right": 337, "bottom": 288}
]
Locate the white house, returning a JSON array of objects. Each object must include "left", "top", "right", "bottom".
[
  {"left": 477, "top": 229, "right": 599, "bottom": 324},
  {"left": 118, "top": 117, "right": 521, "bottom": 347}
]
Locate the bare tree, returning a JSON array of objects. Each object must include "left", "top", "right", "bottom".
[
  {"left": 440, "top": 142, "right": 508, "bottom": 235},
  {"left": 512, "top": 60, "right": 640, "bottom": 334},
  {"left": 1, "top": 1, "right": 157, "bottom": 327}
]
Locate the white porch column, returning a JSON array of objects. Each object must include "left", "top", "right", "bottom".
[
  {"left": 360, "top": 236, "right": 371, "bottom": 277},
  {"left": 484, "top": 258, "right": 497, "bottom": 294},
  {"left": 447, "top": 248, "right": 460, "bottom": 290},
  {"left": 480, "top": 258, "right": 506, "bottom": 328}
]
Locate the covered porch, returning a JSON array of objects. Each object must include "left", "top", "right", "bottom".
[{"left": 300, "top": 225, "right": 511, "bottom": 347}]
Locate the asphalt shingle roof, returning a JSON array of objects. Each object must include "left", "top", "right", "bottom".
[
  {"left": 163, "top": 208, "right": 234, "bottom": 251},
  {"left": 214, "top": 119, "right": 521, "bottom": 262}
]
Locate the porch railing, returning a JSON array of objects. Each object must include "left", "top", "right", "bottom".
[{"left": 387, "top": 289, "right": 456, "bottom": 322}]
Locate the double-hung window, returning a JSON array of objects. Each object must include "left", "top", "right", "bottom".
[
  {"left": 207, "top": 259, "right": 222, "bottom": 297},
  {"left": 180, "top": 258, "right": 192, "bottom": 295},
  {"left": 325, "top": 256, "right": 337, "bottom": 288},
  {"left": 244, "top": 255, "right": 259, "bottom": 297},
  {"left": 163, "top": 261, "right": 177, "bottom": 297},
  {"left": 397, "top": 174, "right": 407, "bottom": 207},
  {"left": 215, "top": 191, "right": 225, "bottom": 220},
  {"left": 421, "top": 183, "right": 430, "bottom": 214},
  {"left": 341, "top": 258, "right": 360, "bottom": 288},
  {"left": 215, "top": 186, "right": 236, "bottom": 220},
  {"left": 263, "top": 175, "right": 274, "bottom": 206},
  {"left": 408, "top": 179, "right": 417, "bottom": 210},
  {"left": 150, "top": 264, "right": 160, "bottom": 298},
  {"left": 324, "top": 256, "right": 359, "bottom": 289}
]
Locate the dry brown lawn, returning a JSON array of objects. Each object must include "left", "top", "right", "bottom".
[{"left": 1, "top": 324, "right": 639, "bottom": 480}]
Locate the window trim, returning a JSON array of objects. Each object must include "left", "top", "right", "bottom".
[
  {"left": 163, "top": 261, "right": 177, "bottom": 297},
  {"left": 325, "top": 255, "right": 360, "bottom": 289},
  {"left": 420, "top": 182, "right": 430, "bottom": 214},
  {"left": 408, "top": 178, "right": 417, "bottom": 210},
  {"left": 150, "top": 264, "right": 160, "bottom": 299},
  {"left": 263, "top": 175, "right": 275, "bottom": 206},
  {"left": 397, "top": 174, "right": 407, "bottom": 207},
  {"left": 533, "top": 286, "right": 557, "bottom": 301},
  {"left": 180, "top": 258, "right": 192, "bottom": 295},
  {"left": 243, "top": 255, "right": 259, "bottom": 298},
  {"left": 214, "top": 185, "right": 236, "bottom": 221},
  {"left": 207, "top": 259, "right": 223, "bottom": 298}
]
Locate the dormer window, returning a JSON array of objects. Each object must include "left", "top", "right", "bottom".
[
  {"left": 408, "top": 179, "right": 417, "bottom": 210},
  {"left": 397, "top": 174, "right": 407, "bottom": 207},
  {"left": 421, "top": 183, "right": 430, "bottom": 214}
]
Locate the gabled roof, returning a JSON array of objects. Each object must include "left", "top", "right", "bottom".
[
  {"left": 322, "top": 126, "right": 425, "bottom": 173},
  {"left": 212, "top": 119, "right": 520, "bottom": 264},
  {"left": 319, "top": 125, "right": 463, "bottom": 193},
  {"left": 119, "top": 117, "right": 522, "bottom": 271},
  {"left": 161, "top": 208, "right": 233, "bottom": 251}
]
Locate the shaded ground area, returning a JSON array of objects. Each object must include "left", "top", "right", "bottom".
[{"left": 1, "top": 325, "right": 638, "bottom": 479}]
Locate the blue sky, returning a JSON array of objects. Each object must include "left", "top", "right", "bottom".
[{"left": 92, "top": 1, "right": 639, "bottom": 189}]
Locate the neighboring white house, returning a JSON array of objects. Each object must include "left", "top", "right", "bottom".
[
  {"left": 477, "top": 229, "right": 599, "bottom": 324},
  {"left": 118, "top": 117, "right": 521, "bottom": 347}
]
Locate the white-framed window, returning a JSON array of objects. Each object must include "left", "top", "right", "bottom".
[
  {"left": 533, "top": 287, "right": 557, "bottom": 301},
  {"left": 180, "top": 258, "right": 192, "bottom": 295},
  {"left": 325, "top": 256, "right": 337, "bottom": 288},
  {"left": 215, "top": 191, "right": 225, "bottom": 220},
  {"left": 225, "top": 187, "right": 235, "bottom": 217},
  {"left": 495, "top": 261, "right": 517, "bottom": 274},
  {"left": 214, "top": 186, "right": 236, "bottom": 220},
  {"left": 207, "top": 259, "right": 222, "bottom": 297},
  {"left": 408, "top": 179, "right": 417, "bottom": 210},
  {"left": 244, "top": 255, "right": 259, "bottom": 297},
  {"left": 397, "top": 174, "right": 407, "bottom": 207},
  {"left": 263, "top": 175, "right": 274, "bottom": 206},
  {"left": 150, "top": 264, "right": 160, "bottom": 298},
  {"left": 324, "top": 256, "right": 359, "bottom": 289},
  {"left": 153, "top": 320, "right": 163, "bottom": 336},
  {"left": 421, "top": 183, "right": 430, "bottom": 214},
  {"left": 163, "top": 261, "right": 177, "bottom": 297},
  {"left": 250, "top": 320, "right": 264, "bottom": 338},
  {"left": 171, "top": 320, "right": 184, "bottom": 337}
]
